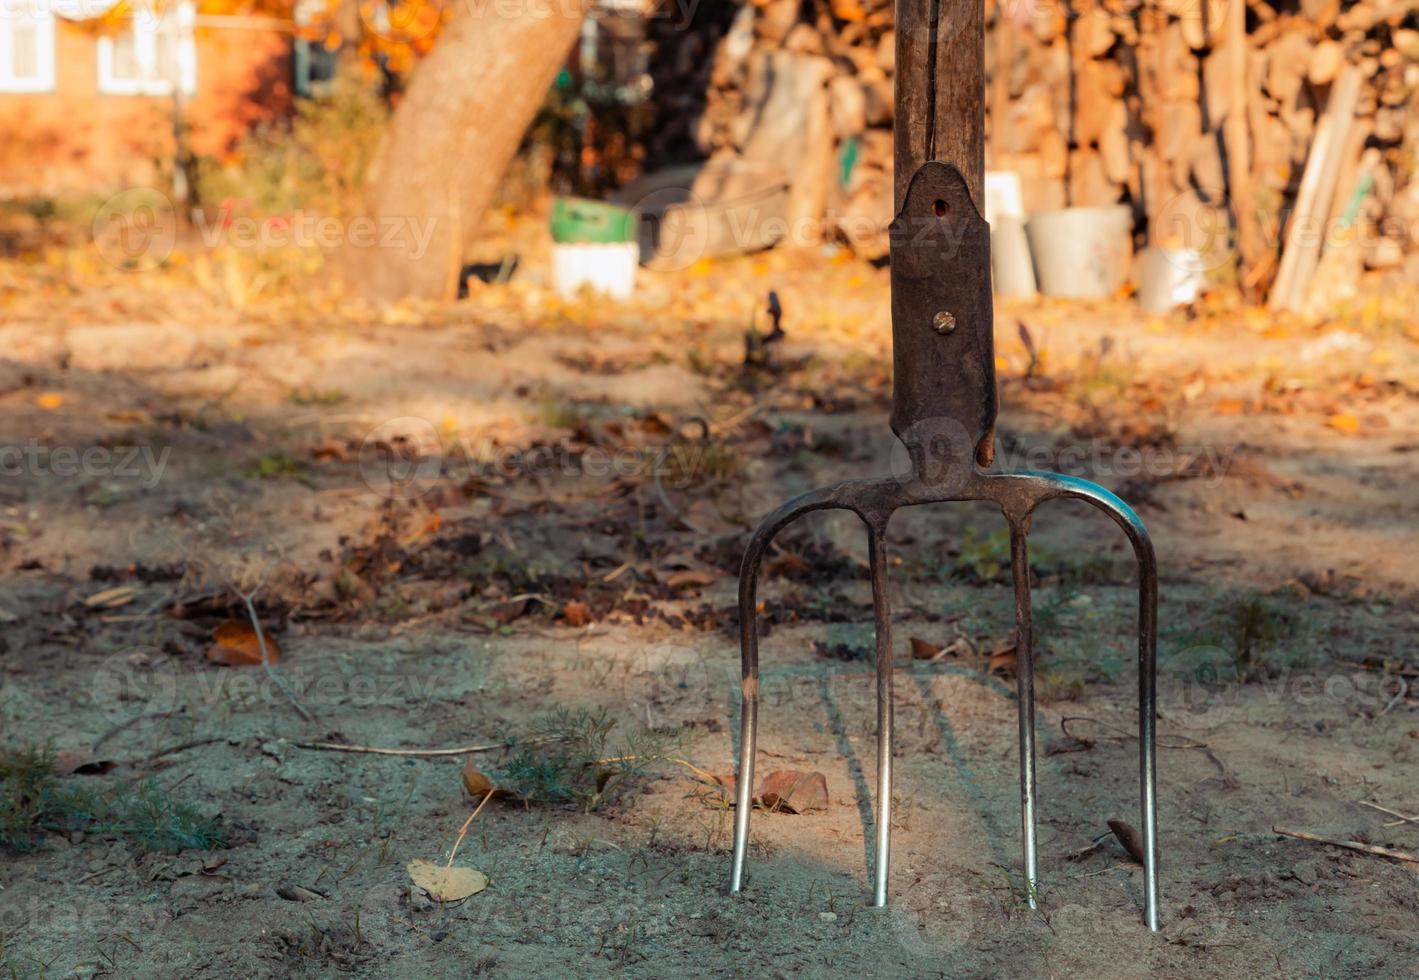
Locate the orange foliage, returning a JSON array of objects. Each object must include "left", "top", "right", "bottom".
[{"left": 61, "top": 0, "right": 449, "bottom": 81}]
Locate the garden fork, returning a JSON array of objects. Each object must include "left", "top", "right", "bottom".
[{"left": 727, "top": 0, "right": 1160, "bottom": 931}]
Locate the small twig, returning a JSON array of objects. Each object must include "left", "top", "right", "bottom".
[
  {"left": 1060, "top": 716, "right": 1207, "bottom": 750},
  {"left": 142, "top": 738, "right": 225, "bottom": 765},
  {"left": 1376, "top": 676, "right": 1408, "bottom": 718},
  {"left": 241, "top": 591, "right": 310, "bottom": 721},
  {"left": 1273, "top": 827, "right": 1419, "bottom": 864},
  {"left": 446, "top": 789, "right": 495, "bottom": 867},
  {"left": 592, "top": 754, "right": 719, "bottom": 786},
  {"left": 1066, "top": 832, "right": 1111, "bottom": 862},
  {"left": 1357, "top": 799, "right": 1419, "bottom": 827},
  {"left": 294, "top": 737, "right": 555, "bottom": 758},
  {"left": 93, "top": 711, "right": 175, "bottom": 752},
  {"left": 1072, "top": 862, "right": 1131, "bottom": 879}
]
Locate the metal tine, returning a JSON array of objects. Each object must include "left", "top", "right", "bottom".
[
  {"left": 1018, "top": 475, "right": 1160, "bottom": 931},
  {"left": 1068, "top": 486, "right": 1161, "bottom": 933},
  {"left": 729, "top": 489, "right": 900, "bottom": 904},
  {"left": 728, "top": 472, "right": 1159, "bottom": 930},
  {"left": 729, "top": 489, "right": 861, "bottom": 896},
  {"left": 1130, "top": 527, "right": 1161, "bottom": 933},
  {"left": 729, "top": 519, "right": 769, "bottom": 896},
  {"left": 1006, "top": 516, "right": 1038, "bottom": 908},
  {"left": 866, "top": 520, "right": 894, "bottom": 907}
]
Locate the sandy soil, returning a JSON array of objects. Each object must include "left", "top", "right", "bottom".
[{"left": 0, "top": 242, "right": 1417, "bottom": 977}]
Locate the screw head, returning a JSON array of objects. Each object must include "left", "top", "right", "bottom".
[{"left": 932, "top": 310, "right": 957, "bottom": 335}]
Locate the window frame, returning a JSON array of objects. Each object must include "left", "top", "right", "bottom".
[
  {"left": 0, "top": 2, "right": 57, "bottom": 94},
  {"left": 96, "top": 1, "right": 197, "bottom": 97}
]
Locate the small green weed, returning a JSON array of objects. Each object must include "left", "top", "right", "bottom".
[
  {"left": 493, "top": 708, "right": 685, "bottom": 812},
  {"left": 1, "top": 747, "right": 223, "bottom": 854},
  {"left": 1212, "top": 592, "right": 1301, "bottom": 679},
  {"left": 461, "top": 550, "right": 564, "bottom": 594},
  {"left": 953, "top": 526, "right": 1011, "bottom": 584},
  {"left": 286, "top": 388, "right": 347, "bottom": 407},
  {"left": 538, "top": 398, "right": 593, "bottom": 432},
  {"left": 245, "top": 451, "right": 307, "bottom": 482}
]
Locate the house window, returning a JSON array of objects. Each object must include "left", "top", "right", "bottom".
[
  {"left": 97, "top": 1, "right": 196, "bottom": 96},
  {"left": 0, "top": 3, "right": 56, "bottom": 93}
]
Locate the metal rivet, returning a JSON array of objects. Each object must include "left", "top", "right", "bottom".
[{"left": 932, "top": 311, "right": 957, "bottom": 335}]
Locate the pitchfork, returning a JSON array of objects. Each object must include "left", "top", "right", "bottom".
[{"left": 727, "top": 0, "right": 1160, "bottom": 931}]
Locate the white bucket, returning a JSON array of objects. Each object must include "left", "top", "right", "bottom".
[
  {"left": 991, "top": 216, "right": 1037, "bottom": 299},
  {"left": 1026, "top": 206, "right": 1133, "bottom": 299},
  {"left": 1136, "top": 247, "right": 1207, "bottom": 314},
  {"left": 552, "top": 241, "right": 639, "bottom": 301}
]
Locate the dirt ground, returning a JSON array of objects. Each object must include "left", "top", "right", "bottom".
[{"left": 1, "top": 230, "right": 1417, "bottom": 977}]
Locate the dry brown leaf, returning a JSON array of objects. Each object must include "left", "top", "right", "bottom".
[
  {"left": 561, "top": 600, "right": 592, "bottom": 626},
  {"left": 1107, "top": 818, "right": 1147, "bottom": 864},
  {"left": 51, "top": 749, "right": 116, "bottom": 776},
  {"left": 756, "top": 770, "right": 829, "bottom": 814},
  {"left": 693, "top": 771, "right": 738, "bottom": 807},
  {"left": 402, "top": 512, "right": 444, "bottom": 545},
  {"left": 406, "top": 859, "right": 488, "bottom": 902},
  {"left": 666, "top": 569, "right": 717, "bottom": 590},
  {"left": 986, "top": 632, "right": 1019, "bottom": 675},
  {"left": 482, "top": 597, "right": 529, "bottom": 626},
  {"left": 207, "top": 619, "right": 282, "bottom": 666},
  {"left": 764, "top": 551, "right": 810, "bottom": 577},
  {"left": 909, "top": 636, "right": 941, "bottom": 660},
  {"left": 910, "top": 635, "right": 975, "bottom": 662},
  {"left": 460, "top": 761, "right": 510, "bottom": 799},
  {"left": 310, "top": 440, "right": 351, "bottom": 462},
  {"left": 988, "top": 649, "right": 1017, "bottom": 675}
]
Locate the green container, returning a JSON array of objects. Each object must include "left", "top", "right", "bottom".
[{"left": 550, "top": 197, "right": 637, "bottom": 245}]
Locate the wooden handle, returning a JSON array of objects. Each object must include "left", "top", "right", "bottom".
[{"left": 893, "top": 0, "right": 987, "bottom": 213}]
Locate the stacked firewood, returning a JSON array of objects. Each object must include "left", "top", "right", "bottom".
[{"left": 654, "top": 0, "right": 1418, "bottom": 300}]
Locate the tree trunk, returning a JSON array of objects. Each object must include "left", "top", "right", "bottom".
[{"left": 358, "top": 0, "right": 589, "bottom": 301}]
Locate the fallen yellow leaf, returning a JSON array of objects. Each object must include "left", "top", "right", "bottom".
[
  {"left": 1328, "top": 413, "right": 1361, "bottom": 435},
  {"left": 36, "top": 392, "right": 63, "bottom": 410},
  {"left": 407, "top": 860, "right": 488, "bottom": 902}
]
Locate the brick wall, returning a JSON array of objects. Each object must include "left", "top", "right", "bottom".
[{"left": 0, "top": 19, "right": 291, "bottom": 196}]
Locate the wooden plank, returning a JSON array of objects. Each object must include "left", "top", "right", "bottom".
[
  {"left": 895, "top": 0, "right": 987, "bottom": 209},
  {"left": 1221, "top": 0, "right": 1263, "bottom": 299},
  {"left": 1269, "top": 67, "right": 1363, "bottom": 311}
]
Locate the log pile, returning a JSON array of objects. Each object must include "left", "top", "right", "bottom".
[{"left": 648, "top": 0, "right": 1419, "bottom": 302}]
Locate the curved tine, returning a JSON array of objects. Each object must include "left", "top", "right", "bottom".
[
  {"left": 996, "top": 472, "right": 1160, "bottom": 932},
  {"left": 730, "top": 484, "right": 859, "bottom": 897},
  {"left": 1006, "top": 516, "right": 1039, "bottom": 909},
  {"left": 865, "top": 519, "right": 893, "bottom": 907}
]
